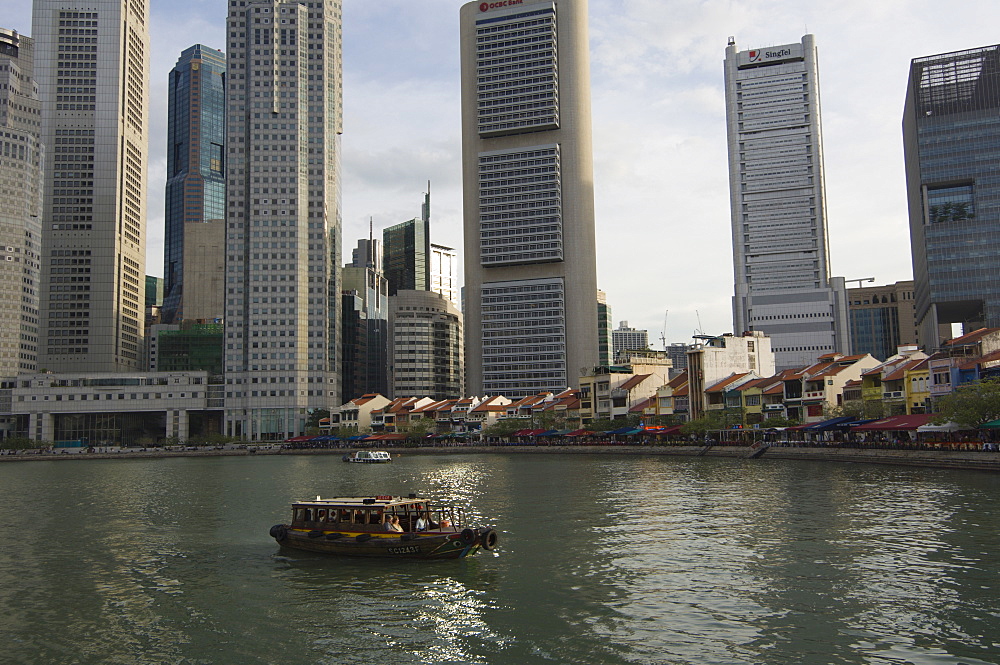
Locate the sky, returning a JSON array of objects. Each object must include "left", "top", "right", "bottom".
[{"left": 7, "top": 0, "right": 1000, "bottom": 348}]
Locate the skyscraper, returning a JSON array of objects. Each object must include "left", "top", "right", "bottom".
[
  {"left": 596, "top": 290, "right": 612, "bottom": 366},
  {"left": 162, "top": 44, "right": 226, "bottom": 325},
  {"left": 724, "top": 35, "right": 849, "bottom": 371},
  {"left": 904, "top": 45, "right": 1000, "bottom": 349},
  {"left": 460, "top": 0, "right": 599, "bottom": 399},
  {"left": 223, "top": 0, "right": 343, "bottom": 440},
  {"left": 0, "top": 28, "right": 42, "bottom": 376},
  {"left": 342, "top": 237, "right": 388, "bottom": 400},
  {"left": 612, "top": 321, "right": 649, "bottom": 358},
  {"left": 388, "top": 290, "right": 463, "bottom": 400},
  {"left": 383, "top": 216, "right": 429, "bottom": 296},
  {"left": 430, "top": 243, "right": 458, "bottom": 305},
  {"left": 32, "top": 0, "right": 150, "bottom": 372}
]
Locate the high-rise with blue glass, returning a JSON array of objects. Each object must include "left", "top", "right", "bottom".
[
  {"left": 904, "top": 45, "right": 1000, "bottom": 349},
  {"left": 163, "top": 44, "right": 226, "bottom": 325}
]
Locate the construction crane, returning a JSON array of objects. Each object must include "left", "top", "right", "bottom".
[
  {"left": 660, "top": 310, "right": 668, "bottom": 351},
  {"left": 846, "top": 277, "right": 875, "bottom": 288}
]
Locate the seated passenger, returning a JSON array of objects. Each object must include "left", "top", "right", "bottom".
[
  {"left": 386, "top": 515, "right": 403, "bottom": 532},
  {"left": 383, "top": 516, "right": 397, "bottom": 532},
  {"left": 415, "top": 514, "right": 427, "bottom": 531}
]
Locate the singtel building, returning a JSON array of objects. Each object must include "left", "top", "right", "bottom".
[{"left": 724, "top": 35, "right": 849, "bottom": 370}]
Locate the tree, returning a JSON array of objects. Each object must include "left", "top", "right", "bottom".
[
  {"left": 398, "top": 417, "right": 435, "bottom": 439},
  {"left": 305, "top": 408, "right": 330, "bottom": 429},
  {"left": 934, "top": 379, "right": 1000, "bottom": 428},
  {"left": 829, "top": 399, "right": 887, "bottom": 420},
  {"left": 482, "top": 418, "right": 526, "bottom": 438}
]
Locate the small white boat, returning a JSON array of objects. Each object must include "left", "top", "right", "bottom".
[{"left": 342, "top": 450, "right": 392, "bottom": 464}]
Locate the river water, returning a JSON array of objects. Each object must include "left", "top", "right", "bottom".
[{"left": 1, "top": 453, "right": 998, "bottom": 665}]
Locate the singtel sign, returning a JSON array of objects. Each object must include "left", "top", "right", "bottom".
[{"left": 740, "top": 44, "right": 803, "bottom": 66}]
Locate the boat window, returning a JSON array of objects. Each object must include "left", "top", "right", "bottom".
[
  {"left": 369, "top": 511, "right": 381, "bottom": 525},
  {"left": 327, "top": 510, "right": 338, "bottom": 523},
  {"left": 317, "top": 509, "right": 327, "bottom": 521},
  {"left": 295, "top": 508, "right": 306, "bottom": 522},
  {"left": 304, "top": 509, "right": 313, "bottom": 522},
  {"left": 340, "top": 509, "right": 351, "bottom": 522}
]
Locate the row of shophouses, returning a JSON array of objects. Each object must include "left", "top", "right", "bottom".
[
  {"left": 331, "top": 328, "right": 1000, "bottom": 435},
  {"left": 4, "top": 330, "right": 999, "bottom": 445}
]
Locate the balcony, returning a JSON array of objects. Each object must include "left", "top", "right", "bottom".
[
  {"left": 883, "top": 391, "right": 904, "bottom": 399},
  {"left": 764, "top": 404, "right": 784, "bottom": 411},
  {"left": 804, "top": 390, "right": 825, "bottom": 400}
]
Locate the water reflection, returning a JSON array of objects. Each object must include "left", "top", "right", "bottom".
[{"left": 1, "top": 455, "right": 999, "bottom": 664}]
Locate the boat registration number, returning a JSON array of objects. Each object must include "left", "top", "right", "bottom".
[{"left": 387, "top": 545, "right": 420, "bottom": 555}]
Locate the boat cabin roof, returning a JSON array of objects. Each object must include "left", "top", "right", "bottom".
[{"left": 293, "top": 495, "right": 435, "bottom": 510}]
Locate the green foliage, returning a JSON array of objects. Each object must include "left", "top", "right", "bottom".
[
  {"left": 305, "top": 408, "right": 331, "bottom": 429},
  {"left": 829, "top": 399, "right": 887, "bottom": 420},
  {"left": 482, "top": 418, "right": 526, "bottom": 438},
  {"left": 934, "top": 379, "right": 1000, "bottom": 428},
  {"left": 1, "top": 436, "right": 39, "bottom": 450},
  {"left": 758, "top": 415, "right": 801, "bottom": 428},
  {"left": 398, "top": 417, "right": 436, "bottom": 439}
]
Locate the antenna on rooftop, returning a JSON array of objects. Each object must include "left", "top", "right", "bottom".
[{"left": 695, "top": 310, "right": 704, "bottom": 337}]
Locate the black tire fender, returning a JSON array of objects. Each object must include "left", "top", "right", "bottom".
[
  {"left": 308, "top": 530, "right": 324, "bottom": 539},
  {"left": 461, "top": 528, "right": 476, "bottom": 544},
  {"left": 269, "top": 524, "right": 288, "bottom": 541},
  {"left": 356, "top": 533, "right": 372, "bottom": 543},
  {"left": 480, "top": 529, "right": 498, "bottom": 551}
]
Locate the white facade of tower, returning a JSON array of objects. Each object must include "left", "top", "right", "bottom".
[
  {"left": 460, "top": 0, "right": 599, "bottom": 399},
  {"left": 0, "top": 29, "right": 43, "bottom": 376},
  {"left": 32, "top": 0, "right": 149, "bottom": 372},
  {"left": 430, "top": 243, "right": 458, "bottom": 306},
  {"left": 724, "top": 35, "right": 849, "bottom": 371},
  {"left": 223, "top": 0, "right": 343, "bottom": 440}
]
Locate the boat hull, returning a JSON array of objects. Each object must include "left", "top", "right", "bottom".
[{"left": 270, "top": 525, "right": 487, "bottom": 559}]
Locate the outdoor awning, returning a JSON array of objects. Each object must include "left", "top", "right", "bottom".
[
  {"left": 606, "top": 427, "right": 632, "bottom": 435},
  {"left": 802, "top": 416, "right": 856, "bottom": 431},
  {"left": 537, "top": 430, "right": 560, "bottom": 436},
  {"left": 851, "top": 414, "right": 933, "bottom": 431},
  {"left": 980, "top": 419, "right": 1000, "bottom": 429},
  {"left": 654, "top": 425, "right": 685, "bottom": 435},
  {"left": 565, "top": 429, "right": 594, "bottom": 436},
  {"left": 285, "top": 435, "right": 316, "bottom": 442},
  {"left": 917, "top": 421, "right": 971, "bottom": 432}
]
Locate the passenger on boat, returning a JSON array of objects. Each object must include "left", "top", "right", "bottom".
[
  {"left": 383, "top": 515, "right": 397, "bottom": 532},
  {"left": 415, "top": 515, "right": 427, "bottom": 531},
  {"left": 387, "top": 515, "right": 403, "bottom": 532}
]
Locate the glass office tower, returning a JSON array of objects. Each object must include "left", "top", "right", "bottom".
[
  {"left": 904, "top": 45, "right": 1000, "bottom": 348},
  {"left": 163, "top": 44, "right": 226, "bottom": 325}
]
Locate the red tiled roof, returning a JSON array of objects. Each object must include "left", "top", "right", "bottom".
[
  {"left": 629, "top": 397, "right": 655, "bottom": 412},
  {"left": 705, "top": 373, "right": 749, "bottom": 393},
  {"left": 945, "top": 328, "right": 1000, "bottom": 347},
  {"left": 619, "top": 374, "right": 652, "bottom": 391}
]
